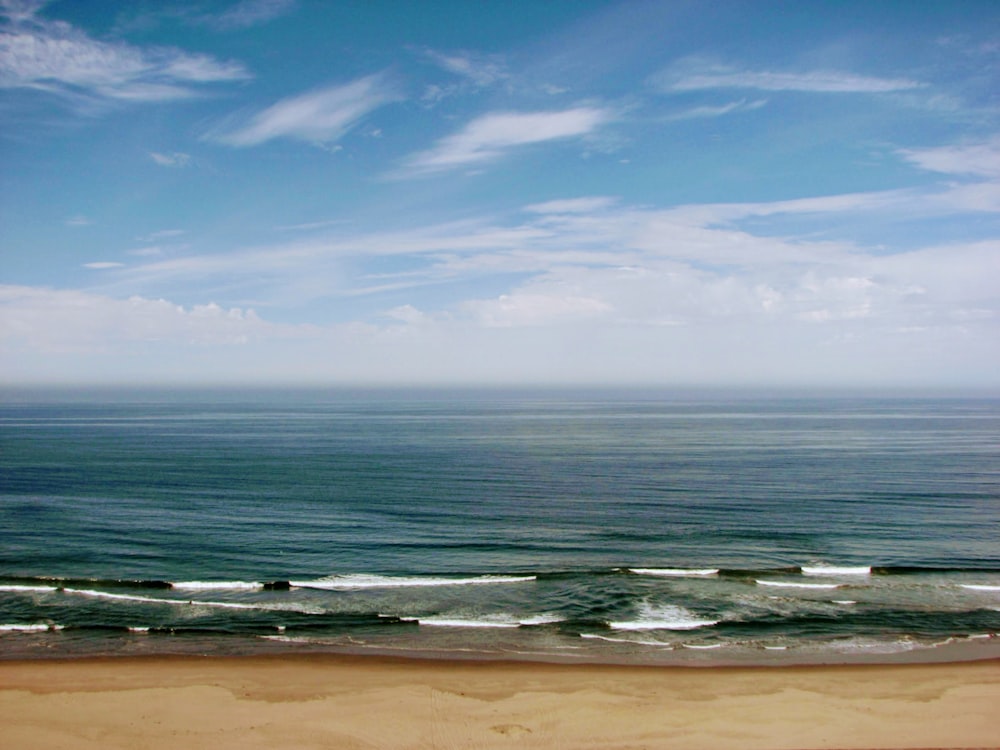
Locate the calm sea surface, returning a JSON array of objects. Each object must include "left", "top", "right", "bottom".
[{"left": 1, "top": 389, "right": 998, "bottom": 664}]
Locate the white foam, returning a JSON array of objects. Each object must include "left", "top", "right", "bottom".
[
  {"left": 291, "top": 574, "right": 536, "bottom": 590},
  {"left": 0, "top": 623, "right": 62, "bottom": 632},
  {"left": 183, "top": 600, "right": 261, "bottom": 610},
  {"left": 832, "top": 600, "right": 857, "bottom": 605},
  {"left": 960, "top": 584, "right": 1000, "bottom": 592},
  {"left": 61, "top": 587, "right": 267, "bottom": 610},
  {"left": 801, "top": 565, "right": 871, "bottom": 576},
  {"left": 580, "top": 633, "right": 667, "bottom": 647},
  {"left": 128, "top": 627, "right": 150, "bottom": 633},
  {"left": 418, "top": 616, "right": 520, "bottom": 629},
  {"left": 610, "top": 603, "right": 718, "bottom": 631},
  {"left": 517, "top": 614, "right": 564, "bottom": 626},
  {"left": 628, "top": 568, "right": 720, "bottom": 577},
  {"left": 59, "top": 587, "right": 329, "bottom": 614},
  {"left": 62, "top": 587, "right": 176, "bottom": 605},
  {"left": 172, "top": 581, "right": 263, "bottom": 591},
  {"left": 0, "top": 584, "right": 58, "bottom": 593},
  {"left": 828, "top": 637, "right": 921, "bottom": 655},
  {"left": 411, "top": 612, "right": 561, "bottom": 629},
  {"left": 681, "top": 643, "right": 723, "bottom": 650},
  {"left": 259, "top": 634, "right": 314, "bottom": 644},
  {"left": 756, "top": 580, "right": 841, "bottom": 590}
]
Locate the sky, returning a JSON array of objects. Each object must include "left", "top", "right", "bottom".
[{"left": 1, "top": 0, "right": 998, "bottom": 388}]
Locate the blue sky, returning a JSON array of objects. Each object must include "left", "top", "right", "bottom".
[{"left": 1, "top": 0, "right": 998, "bottom": 387}]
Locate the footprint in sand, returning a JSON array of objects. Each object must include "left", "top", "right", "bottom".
[{"left": 490, "top": 723, "right": 532, "bottom": 737}]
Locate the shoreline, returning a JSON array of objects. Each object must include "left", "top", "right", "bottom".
[
  {"left": 1, "top": 654, "right": 997, "bottom": 749},
  {"left": 3, "top": 626, "right": 999, "bottom": 667}
]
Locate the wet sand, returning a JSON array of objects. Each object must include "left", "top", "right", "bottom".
[{"left": 0, "top": 655, "right": 997, "bottom": 749}]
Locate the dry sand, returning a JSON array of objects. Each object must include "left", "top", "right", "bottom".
[{"left": 0, "top": 655, "right": 997, "bottom": 749}]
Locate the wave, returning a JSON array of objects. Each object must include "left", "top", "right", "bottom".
[
  {"left": 172, "top": 581, "right": 264, "bottom": 591},
  {"left": 417, "top": 616, "right": 521, "bottom": 629},
  {"left": 0, "top": 577, "right": 172, "bottom": 590},
  {"left": 57, "top": 587, "right": 313, "bottom": 612},
  {"left": 0, "top": 584, "right": 58, "bottom": 593},
  {"left": 609, "top": 603, "right": 718, "bottom": 632},
  {"left": 961, "top": 584, "right": 1000, "bottom": 592},
  {"left": 725, "top": 565, "right": 1000, "bottom": 579},
  {"left": 580, "top": 633, "right": 667, "bottom": 647},
  {"left": 518, "top": 614, "right": 564, "bottom": 626},
  {"left": 756, "top": 580, "right": 842, "bottom": 590},
  {"left": 0, "top": 576, "right": 283, "bottom": 592},
  {"left": 69, "top": 588, "right": 260, "bottom": 610},
  {"left": 415, "top": 612, "right": 563, "bottom": 628},
  {"left": 61, "top": 587, "right": 181, "bottom": 605},
  {"left": 290, "top": 574, "right": 536, "bottom": 590},
  {"left": 5, "top": 565, "right": 1000, "bottom": 594},
  {"left": 0, "top": 623, "right": 63, "bottom": 632},
  {"left": 628, "top": 568, "right": 719, "bottom": 577},
  {"left": 801, "top": 566, "right": 871, "bottom": 576}
]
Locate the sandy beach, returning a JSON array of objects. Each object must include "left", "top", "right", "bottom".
[{"left": 0, "top": 655, "right": 997, "bottom": 749}]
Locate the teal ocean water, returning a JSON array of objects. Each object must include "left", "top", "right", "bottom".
[{"left": 1, "top": 389, "right": 998, "bottom": 664}]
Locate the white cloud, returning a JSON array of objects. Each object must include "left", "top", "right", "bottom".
[
  {"left": 423, "top": 48, "right": 507, "bottom": 87},
  {"left": 666, "top": 98, "right": 768, "bottom": 120},
  {"left": 463, "top": 291, "right": 612, "bottom": 328},
  {"left": 206, "top": 0, "right": 296, "bottom": 31},
  {"left": 3, "top": 218, "right": 997, "bottom": 386},
  {"left": 149, "top": 151, "right": 190, "bottom": 167},
  {"left": 900, "top": 137, "right": 1000, "bottom": 178},
  {"left": 129, "top": 247, "right": 164, "bottom": 257},
  {"left": 0, "top": 3, "right": 249, "bottom": 104},
  {"left": 0, "top": 0, "right": 45, "bottom": 23},
  {"left": 417, "top": 48, "right": 508, "bottom": 105},
  {"left": 933, "top": 181, "right": 1000, "bottom": 213},
  {"left": 524, "top": 196, "right": 617, "bottom": 214},
  {"left": 137, "top": 228, "right": 186, "bottom": 242},
  {"left": 383, "top": 304, "right": 428, "bottom": 325},
  {"left": 212, "top": 75, "right": 398, "bottom": 147},
  {"left": 12, "top": 178, "right": 994, "bottom": 385},
  {"left": 0, "top": 285, "right": 278, "bottom": 352},
  {"left": 83, "top": 261, "right": 124, "bottom": 270},
  {"left": 399, "top": 107, "right": 611, "bottom": 175},
  {"left": 94, "top": 179, "right": 999, "bottom": 321},
  {"left": 657, "top": 59, "right": 923, "bottom": 93}
]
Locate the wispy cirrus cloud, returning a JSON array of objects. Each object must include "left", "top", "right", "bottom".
[
  {"left": 398, "top": 107, "right": 611, "bottom": 176},
  {"left": 90, "top": 176, "right": 1000, "bottom": 321},
  {"left": 205, "top": 0, "right": 297, "bottom": 31},
  {"left": 210, "top": 74, "right": 399, "bottom": 147},
  {"left": 9, "top": 181, "right": 996, "bottom": 384},
  {"left": 0, "top": 0, "right": 249, "bottom": 104},
  {"left": 655, "top": 58, "right": 924, "bottom": 94},
  {"left": 149, "top": 151, "right": 190, "bottom": 167},
  {"left": 423, "top": 48, "right": 507, "bottom": 87},
  {"left": 666, "top": 98, "right": 768, "bottom": 120},
  {"left": 523, "top": 196, "right": 618, "bottom": 214},
  {"left": 900, "top": 137, "right": 1000, "bottom": 178},
  {"left": 419, "top": 48, "right": 509, "bottom": 105}
]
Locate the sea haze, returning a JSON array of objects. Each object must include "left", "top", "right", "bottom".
[{"left": 1, "top": 388, "right": 998, "bottom": 664}]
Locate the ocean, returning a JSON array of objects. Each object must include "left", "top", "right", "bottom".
[{"left": 1, "top": 388, "right": 998, "bottom": 665}]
